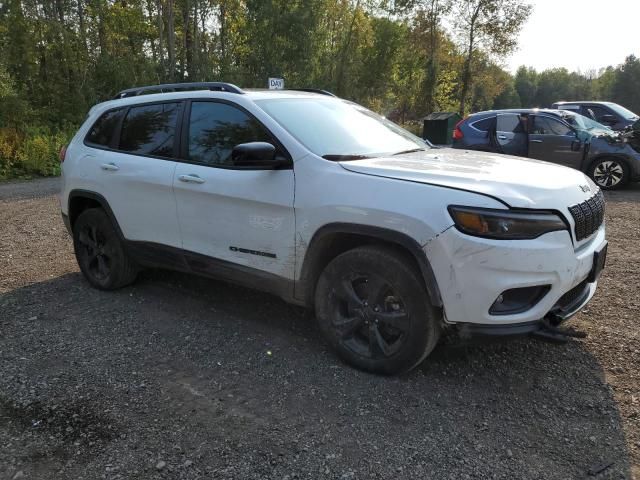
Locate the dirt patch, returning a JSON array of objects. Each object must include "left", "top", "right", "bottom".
[{"left": 0, "top": 179, "right": 638, "bottom": 479}]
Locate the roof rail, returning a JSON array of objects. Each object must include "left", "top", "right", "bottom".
[
  {"left": 288, "top": 88, "right": 336, "bottom": 97},
  {"left": 114, "top": 82, "right": 244, "bottom": 99}
]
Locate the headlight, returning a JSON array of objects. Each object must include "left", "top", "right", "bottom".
[{"left": 448, "top": 206, "right": 567, "bottom": 240}]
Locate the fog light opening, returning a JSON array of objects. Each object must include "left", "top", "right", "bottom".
[{"left": 489, "top": 285, "right": 551, "bottom": 316}]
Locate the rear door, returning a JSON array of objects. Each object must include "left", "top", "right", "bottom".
[
  {"left": 529, "top": 114, "right": 583, "bottom": 169},
  {"left": 172, "top": 100, "right": 295, "bottom": 281},
  {"left": 495, "top": 113, "right": 528, "bottom": 157},
  {"left": 84, "top": 101, "right": 183, "bottom": 248}
]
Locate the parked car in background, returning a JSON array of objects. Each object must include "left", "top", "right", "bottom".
[
  {"left": 551, "top": 101, "right": 639, "bottom": 131},
  {"left": 452, "top": 108, "right": 640, "bottom": 190}
]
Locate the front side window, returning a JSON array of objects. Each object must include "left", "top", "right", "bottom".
[
  {"left": 255, "top": 98, "right": 427, "bottom": 159},
  {"left": 532, "top": 116, "right": 572, "bottom": 136},
  {"left": 119, "top": 102, "right": 180, "bottom": 158},
  {"left": 187, "top": 102, "right": 273, "bottom": 166},
  {"left": 86, "top": 108, "right": 123, "bottom": 147}
]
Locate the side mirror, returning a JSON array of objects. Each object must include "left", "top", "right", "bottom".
[
  {"left": 600, "top": 114, "right": 618, "bottom": 125},
  {"left": 571, "top": 139, "right": 582, "bottom": 152},
  {"left": 231, "top": 142, "right": 284, "bottom": 168}
]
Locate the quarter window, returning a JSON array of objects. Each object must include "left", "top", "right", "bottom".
[
  {"left": 86, "top": 109, "right": 123, "bottom": 147},
  {"left": 187, "top": 102, "right": 273, "bottom": 166},
  {"left": 119, "top": 102, "right": 180, "bottom": 158},
  {"left": 532, "top": 116, "right": 572, "bottom": 136},
  {"left": 471, "top": 116, "right": 495, "bottom": 132}
]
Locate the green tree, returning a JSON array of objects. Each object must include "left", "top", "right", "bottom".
[{"left": 453, "top": 0, "right": 531, "bottom": 115}]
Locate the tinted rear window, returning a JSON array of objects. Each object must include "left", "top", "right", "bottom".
[
  {"left": 86, "top": 109, "right": 123, "bottom": 147},
  {"left": 119, "top": 102, "right": 181, "bottom": 158}
]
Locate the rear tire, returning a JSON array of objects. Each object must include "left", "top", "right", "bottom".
[
  {"left": 315, "top": 245, "right": 441, "bottom": 375},
  {"left": 588, "top": 158, "right": 629, "bottom": 190},
  {"left": 73, "top": 208, "right": 138, "bottom": 290}
]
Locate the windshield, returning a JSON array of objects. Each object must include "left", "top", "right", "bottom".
[
  {"left": 605, "top": 102, "right": 639, "bottom": 121},
  {"left": 255, "top": 97, "right": 430, "bottom": 159},
  {"left": 560, "top": 111, "right": 610, "bottom": 131}
]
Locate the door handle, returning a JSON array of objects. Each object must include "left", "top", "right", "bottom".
[
  {"left": 100, "top": 162, "right": 119, "bottom": 171},
  {"left": 178, "top": 174, "right": 205, "bottom": 184},
  {"left": 530, "top": 139, "right": 543, "bottom": 143},
  {"left": 498, "top": 135, "right": 507, "bottom": 140}
]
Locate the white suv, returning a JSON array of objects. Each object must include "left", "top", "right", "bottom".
[{"left": 59, "top": 82, "right": 608, "bottom": 374}]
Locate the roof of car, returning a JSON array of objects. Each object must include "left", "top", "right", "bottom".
[
  {"left": 469, "top": 108, "right": 568, "bottom": 118},
  {"left": 88, "top": 86, "right": 338, "bottom": 116},
  {"left": 553, "top": 101, "right": 611, "bottom": 105}
]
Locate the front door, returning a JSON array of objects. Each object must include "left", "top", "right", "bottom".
[
  {"left": 173, "top": 100, "right": 296, "bottom": 282},
  {"left": 529, "top": 115, "right": 583, "bottom": 169}
]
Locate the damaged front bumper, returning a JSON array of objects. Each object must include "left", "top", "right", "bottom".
[{"left": 424, "top": 223, "right": 606, "bottom": 332}]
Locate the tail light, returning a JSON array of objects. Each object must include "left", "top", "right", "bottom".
[
  {"left": 59, "top": 145, "right": 68, "bottom": 163},
  {"left": 452, "top": 118, "right": 466, "bottom": 141}
]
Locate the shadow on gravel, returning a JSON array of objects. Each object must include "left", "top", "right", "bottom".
[{"left": 0, "top": 271, "right": 632, "bottom": 479}]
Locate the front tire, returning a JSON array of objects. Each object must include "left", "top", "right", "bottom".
[
  {"left": 315, "top": 246, "right": 441, "bottom": 375},
  {"left": 588, "top": 158, "right": 629, "bottom": 190},
  {"left": 73, "top": 208, "right": 138, "bottom": 290}
]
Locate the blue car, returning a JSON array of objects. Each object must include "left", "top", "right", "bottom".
[{"left": 452, "top": 108, "right": 640, "bottom": 190}]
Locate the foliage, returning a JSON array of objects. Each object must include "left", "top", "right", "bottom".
[{"left": 0, "top": 1, "right": 638, "bottom": 178}]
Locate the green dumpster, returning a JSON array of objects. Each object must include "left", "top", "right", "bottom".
[{"left": 422, "top": 112, "right": 462, "bottom": 145}]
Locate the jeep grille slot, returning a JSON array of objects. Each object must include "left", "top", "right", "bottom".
[{"left": 568, "top": 189, "right": 605, "bottom": 241}]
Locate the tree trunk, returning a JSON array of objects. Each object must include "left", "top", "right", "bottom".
[
  {"left": 459, "top": 3, "right": 481, "bottom": 115},
  {"left": 336, "top": 0, "right": 361, "bottom": 96},
  {"left": 166, "top": 0, "right": 176, "bottom": 81}
]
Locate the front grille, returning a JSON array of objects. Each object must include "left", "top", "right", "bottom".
[{"left": 568, "top": 189, "right": 605, "bottom": 241}]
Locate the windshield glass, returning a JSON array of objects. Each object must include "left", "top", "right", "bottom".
[
  {"left": 255, "top": 97, "right": 429, "bottom": 159},
  {"left": 605, "top": 102, "right": 639, "bottom": 120},
  {"left": 560, "top": 111, "right": 610, "bottom": 131}
]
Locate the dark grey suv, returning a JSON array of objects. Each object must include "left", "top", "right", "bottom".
[
  {"left": 452, "top": 109, "right": 640, "bottom": 190},
  {"left": 551, "top": 101, "right": 639, "bottom": 131}
]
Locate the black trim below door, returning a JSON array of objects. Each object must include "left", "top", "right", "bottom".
[{"left": 124, "top": 241, "right": 296, "bottom": 304}]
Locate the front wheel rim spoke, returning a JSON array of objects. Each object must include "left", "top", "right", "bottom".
[
  {"left": 334, "top": 316, "right": 364, "bottom": 338},
  {"left": 369, "top": 324, "right": 391, "bottom": 358},
  {"left": 364, "top": 275, "right": 389, "bottom": 304},
  {"left": 79, "top": 230, "right": 96, "bottom": 248},
  {"left": 376, "top": 310, "right": 409, "bottom": 330},
  {"left": 337, "top": 279, "right": 363, "bottom": 309},
  {"left": 96, "top": 255, "right": 109, "bottom": 277}
]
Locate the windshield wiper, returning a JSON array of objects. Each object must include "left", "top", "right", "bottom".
[
  {"left": 322, "top": 154, "right": 373, "bottom": 161},
  {"left": 392, "top": 148, "right": 426, "bottom": 156}
]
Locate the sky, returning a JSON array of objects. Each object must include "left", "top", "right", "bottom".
[{"left": 506, "top": 0, "right": 639, "bottom": 73}]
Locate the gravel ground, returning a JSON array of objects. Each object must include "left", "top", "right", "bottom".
[{"left": 0, "top": 178, "right": 639, "bottom": 480}]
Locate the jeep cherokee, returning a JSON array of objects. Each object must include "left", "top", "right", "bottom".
[{"left": 59, "top": 82, "right": 608, "bottom": 374}]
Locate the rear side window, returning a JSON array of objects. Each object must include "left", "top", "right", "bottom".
[
  {"left": 497, "top": 114, "right": 526, "bottom": 134},
  {"left": 471, "top": 116, "right": 495, "bottom": 132},
  {"left": 85, "top": 109, "right": 123, "bottom": 147},
  {"left": 119, "top": 102, "right": 181, "bottom": 158},
  {"left": 187, "top": 101, "right": 273, "bottom": 166}
]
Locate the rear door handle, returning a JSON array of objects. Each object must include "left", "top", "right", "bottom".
[
  {"left": 530, "top": 139, "right": 543, "bottom": 143},
  {"left": 100, "top": 162, "right": 119, "bottom": 171},
  {"left": 178, "top": 174, "right": 205, "bottom": 184},
  {"left": 498, "top": 135, "right": 507, "bottom": 140}
]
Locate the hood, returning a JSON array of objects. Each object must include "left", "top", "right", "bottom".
[{"left": 339, "top": 148, "right": 596, "bottom": 209}]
